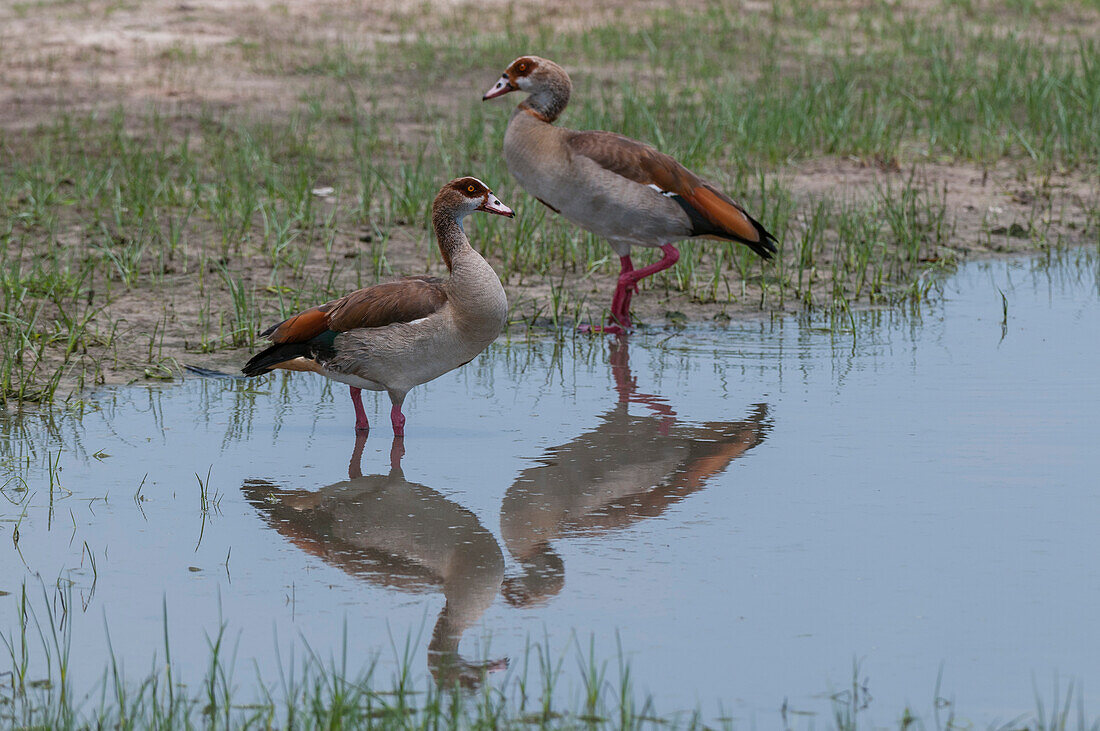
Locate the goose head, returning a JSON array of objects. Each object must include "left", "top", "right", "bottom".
[
  {"left": 482, "top": 56, "right": 569, "bottom": 100},
  {"left": 434, "top": 177, "right": 514, "bottom": 221}
]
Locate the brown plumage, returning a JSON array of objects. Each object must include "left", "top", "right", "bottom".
[
  {"left": 259, "top": 278, "right": 448, "bottom": 348},
  {"left": 262, "top": 306, "right": 331, "bottom": 346},
  {"left": 566, "top": 131, "right": 775, "bottom": 258}
]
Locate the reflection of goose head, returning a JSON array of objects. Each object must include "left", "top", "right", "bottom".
[
  {"left": 501, "top": 543, "right": 565, "bottom": 608},
  {"left": 242, "top": 433, "right": 507, "bottom": 690},
  {"left": 500, "top": 337, "right": 771, "bottom": 606}
]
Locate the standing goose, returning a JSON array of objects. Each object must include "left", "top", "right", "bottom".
[
  {"left": 483, "top": 56, "right": 778, "bottom": 332},
  {"left": 242, "top": 178, "right": 512, "bottom": 436}
]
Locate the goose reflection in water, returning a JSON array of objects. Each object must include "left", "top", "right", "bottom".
[
  {"left": 242, "top": 434, "right": 507, "bottom": 689},
  {"left": 500, "top": 336, "right": 771, "bottom": 607}
]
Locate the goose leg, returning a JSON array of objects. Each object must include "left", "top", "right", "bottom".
[
  {"left": 608, "top": 255, "right": 635, "bottom": 330},
  {"left": 623, "top": 244, "right": 680, "bottom": 289},
  {"left": 586, "top": 246, "right": 676, "bottom": 335},
  {"left": 389, "top": 391, "right": 407, "bottom": 438},
  {"left": 611, "top": 245, "right": 680, "bottom": 330},
  {"left": 350, "top": 386, "right": 369, "bottom": 432}
]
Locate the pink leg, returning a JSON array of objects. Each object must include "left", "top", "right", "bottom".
[
  {"left": 624, "top": 244, "right": 680, "bottom": 285},
  {"left": 350, "top": 387, "right": 369, "bottom": 432},
  {"left": 390, "top": 402, "right": 406, "bottom": 438},
  {"left": 580, "top": 256, "right": 634, "bottom": 335},
  {"left": 609, "top": 255, "right": 635, "bottom": 328},
  {"left": 611, "top": 245, "right": 680, "bottom": 330}
]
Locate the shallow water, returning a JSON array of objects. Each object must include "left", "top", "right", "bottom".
[{"left": 1, "top": 249, "right": 1098, "bottom": 724}]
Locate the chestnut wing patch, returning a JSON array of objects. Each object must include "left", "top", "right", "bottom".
[
  {"left": 260, "top": 278, "right": 447, "bottom": 344},
  {"left": 243, "top": 277, "right": 448, "bottom": 376},
  {"left": 567, "top": 131, "right": 778, "bottom": 259},
  {"left": 326, "top": 278, "right": 447, "bottom": 332},
  {"left": 261, "top": 303, "right": 335, "bottom": 344}
]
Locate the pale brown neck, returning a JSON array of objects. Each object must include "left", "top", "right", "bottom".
[
  {"left": 431, "top": 207, "right": 467, "bottom": 271},
  {"left": 520, "top": 70, "right": 571, "bottom": 123}
]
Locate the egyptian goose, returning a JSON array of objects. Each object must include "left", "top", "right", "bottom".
[
  {"left": 500, "top": 337, "right": 770, "bottom": 606},
  {"left": 483, "top": 56, "right": 779, "bottom": 332},
  {"left": 242, "top": 178, "right": 512, "bottom": 436},
  {"left": 242, "top": 432, "right": 507, "bottom": 688}
]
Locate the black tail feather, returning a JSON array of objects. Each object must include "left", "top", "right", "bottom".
[
  {"left": 242, "top": 343, "right": 314, "bottom": 377},
  {"left": 744, "top": 220, "right": 779, "bottom": 261},
  {"left": 708, "top": 219, "right": 779, "bottom": 261},
  {"left": 672, "top": 194, "right": 779, "bottom": 261}
]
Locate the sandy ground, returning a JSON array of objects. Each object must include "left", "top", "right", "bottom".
[{"left": 0, "top": 0, "right": 685, "bottom": 129}]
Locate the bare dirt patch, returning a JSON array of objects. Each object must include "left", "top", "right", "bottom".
[
  {"left": 0, "top": 0, "right": 697, "bottom": 130},
  {"left": 786, "top": 157, "right": 1095, "bottom": 257}
]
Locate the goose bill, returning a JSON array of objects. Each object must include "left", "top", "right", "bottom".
[
  {"left": 479, "top": 195, "right": 514, "bottom": 217},
  {"left": 482, "top": 75, "right": 514, "bottom": 100}
]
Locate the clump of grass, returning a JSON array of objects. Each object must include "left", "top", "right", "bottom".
[{"left": 2, "top": 579, "right": 1099, "bottom": 729}]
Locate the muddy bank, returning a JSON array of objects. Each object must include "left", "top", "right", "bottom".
[{"left": 0, "top": 0, "right": 1096, "bottom": 397}]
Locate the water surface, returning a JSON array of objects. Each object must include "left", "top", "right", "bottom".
[{"left": 1, "top": 249, "right": 1098, "bottom": 724}]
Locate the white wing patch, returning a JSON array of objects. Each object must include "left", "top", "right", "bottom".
[{"left": 647, "top": 183, "right": 676, "bottom": 198}]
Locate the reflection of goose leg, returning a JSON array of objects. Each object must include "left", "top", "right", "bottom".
[
  {"left": 389, "top": 437, "right": 405, "bottom": 473},
  {"left": 347, "top": 432, "right": 404, "bottom": 479},
  {"left": 349, "top": 431, "right": 368, "bottom": 479},
  {"left": 609, "top": 336, "right": 676, "bottom": 432}
]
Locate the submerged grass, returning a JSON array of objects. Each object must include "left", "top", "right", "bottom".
[
  {"left": 0, "top": 0, "right": 1097, "bottom": 401},
  {"left": 2, "top": 580, "right": 1098, "bottom": 730}
]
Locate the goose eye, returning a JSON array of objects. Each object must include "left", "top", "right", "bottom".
[
  {"left": 467, "top": 184, "right": 476, "bottom": 193},
  {"left": 517, "top": 63, "right": 527, "bottom": 73}
]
